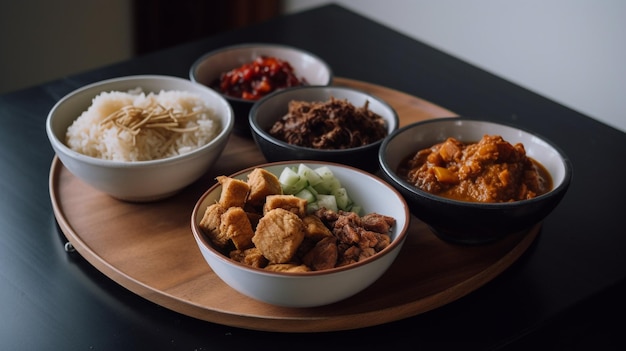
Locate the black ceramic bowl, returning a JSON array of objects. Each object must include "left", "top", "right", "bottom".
[
  {"left": 249, "top": 86, "right": 399, "bottom": 173},
  {"left": 378, "top": 118, "right": 573, "bottom": 244},
  {"left": 189, "top": 43, "right": 333, "bottom": 136}
]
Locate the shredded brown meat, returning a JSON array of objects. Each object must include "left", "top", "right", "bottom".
[
  {"left": 268, "top": 97, "right": 388, "bottom": 149},
  {"left": 313, "top": 208, "right": 395, "bottom": 267}
]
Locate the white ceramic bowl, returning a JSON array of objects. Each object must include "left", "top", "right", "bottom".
[
  {"left": 189, "top": 43, "right": 333, "bottom": 135},
  {"left": 249, "top": 86, "right": 399, "bottom": 173},
  {"left": 379, "top": 118, "right": 573, "bottom": 244},
  {"left": 46, "top": 75, "right": 234, "bottom": 202},
  {"left": 191, "top": 161, "right": 410, "bottom": 307}
]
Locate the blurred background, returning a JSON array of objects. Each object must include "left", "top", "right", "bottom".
[{"left": 1, "top": 0, "right": 624, "bottom": 132}]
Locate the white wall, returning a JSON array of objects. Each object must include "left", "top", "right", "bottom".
[{"left": 285, "top": 0, "right": 626, "bottom": 133}]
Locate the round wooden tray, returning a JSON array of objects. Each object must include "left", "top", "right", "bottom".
[{"left": 49, "top": 77, "right": 539, "bottom": 333}]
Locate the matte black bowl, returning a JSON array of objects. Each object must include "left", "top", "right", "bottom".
[
  {"left": 190, "top": 43, "right": 332, "bottom": 136},
  {"left": 249, "top": 86, "right": 399, "bottom": 173},
  {"left": 378, "top": 118, "right": 573, "bottom": 244}
]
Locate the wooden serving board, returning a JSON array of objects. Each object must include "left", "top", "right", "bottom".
[{"left": 49, "top": 77, "right": 539, "bottom": 332}]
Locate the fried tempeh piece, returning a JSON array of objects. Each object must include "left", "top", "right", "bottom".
[
  {"left": 263, "top": 194, "right": 307, "bottom": 217},
  {"left": 253, "top": 208, "right": 305, "bottom": 264},
  {"left": 301, "top": 214, "right": 333, "bottom": 241},
  {"left": 246, "top": 168, "right": 283, "bottom": 206},
  {"left": 217, "top": 175, "right": 250, "bottom": 208},
  {"left": 220, "top": 206, "right": 255, "bottom": 250},
  {"left": 264, "top": 263, "right": 311, "bottom": 272},
  {"left": 229, "top": 247, "right": 268, "bottom": 268},
  {"left": 198, "top": 203, "right": 228, "bottom": 248}
]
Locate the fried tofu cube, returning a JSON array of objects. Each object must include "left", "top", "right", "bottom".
[
  {"left": 301, "top": 214, "right": 333, "bottom": 241},
  {"left": 229, "top": 247, "right": 268, "bottom": 268},
  {"left": 263, "top": 194, "right": 307, "bottom": 217},
  {"left": 217, "top": 175, "right": 250, "bottom": 208},
  {"left": 253, "top": 208, "right": 305, "bottom": 264},
  {"left": 220, "top": 206, "right": 255, "bottom": 250},
  {"left": 264, "top": 263, "right": 311, "bottom": 272},
  {"left": 246, "top": 168, "right": 282, "bottom": 206},
  {"left": 198, "top": 203, "right": 228, "bottom": 248}
]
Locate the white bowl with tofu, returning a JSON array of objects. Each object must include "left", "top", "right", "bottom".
[{"left": 190, "top": 161, "right": 410, "bottom": 307}]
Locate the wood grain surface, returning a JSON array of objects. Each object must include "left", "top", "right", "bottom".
[{"left": 49, "top": 78, "right": 539, "bottom": 332}]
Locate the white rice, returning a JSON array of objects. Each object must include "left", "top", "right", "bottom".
[{"left": 65, "top": 89, "right": 221, "bottom": 161}]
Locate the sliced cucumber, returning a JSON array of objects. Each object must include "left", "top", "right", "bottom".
[
  {"left": 279, "top": 166, "right": 308, "bottom": 194},
  {"left": 276, "top": 163, "right": 361, "bottom": 215}
]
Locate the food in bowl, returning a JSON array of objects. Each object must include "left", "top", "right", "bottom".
[
  {"left": 198, "top": 163, "right": 396, "bottom": 272},
  {"left": 268, "top": 97, "right": 388, "bottom": 149},
  {"left": 46, "top": 75, "right": 234, "bottom": 202},
  {"left": 397, "top": 134, "right": 553, "bottom": 203},
  {"left": 191, "top": 161, "right": 409, "bottom": 307},
  {"left": 378, "top": 118, "right": 572, "bottom": 245},
  {"left": 211, "top": 56, "right": 307, "bottom": 100},
  {"left": 249, "top": 86, "right": 399, "bottom": 172},
  {"left": 189, "top": 43, "right": 333, "bottom": 135},
  {"left": 65, "top": 89, "right": 221, "bottom": 162}
]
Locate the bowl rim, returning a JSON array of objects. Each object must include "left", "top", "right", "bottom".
[
  {"left": 248, "top": 85, "right": 400, "bottom": 153},
  {"left": 378, "top": 117, "right": 573, "bottom": 209},
  {"left": 46, "top": 74, "right": 235, "bottom": 168},
  {"left": 188, "top": 42, "right": 334, "bottom": 104},
  {"left": 191, "top": 160, "right": 410, "bottom": 277}
]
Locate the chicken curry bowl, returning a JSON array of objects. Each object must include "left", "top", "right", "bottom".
[
  {"left": 191, "top": 161, "right": 410, "bottom": 307},
  {"left": 397, "top": 134, "right": 553, "bottom": 203},
  {"left": 378, "top": 118, "right": 572, "bottom": 245}
]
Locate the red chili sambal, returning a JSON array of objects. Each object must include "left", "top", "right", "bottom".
[
  {"left": 212, "top": 56, "right": 306, "bottom": 100},
  {"left": 397, "top": 135, "right": 553, "bottom": 203}
]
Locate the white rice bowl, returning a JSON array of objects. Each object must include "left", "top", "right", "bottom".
[{"left": 65, "top": 89, "right": 221, "bottom": 162}]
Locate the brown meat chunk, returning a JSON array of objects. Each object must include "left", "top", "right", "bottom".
[
  {"left": 264, "top": 263, "right": 311, "bottom": 273},
  {"left": 302, "top": 236, "right": 338, "bottom": 271},
  {"left": 263, "top": 194, "right": 307, "bottom": 218},
  {"left": 246, "top": 168, "right": 283, "bottom": 206},
  {"left": 220, "top": 206, "right": 255, "bottom": 250},
  {"left": 301, "top": 214, "right": 333, "bottom": 241},
  {"left": 361, "top": 213, "right": 396, "bottom": 234},
  {"left": 229, "top": 247, "right": 268, "bottom": 268},
  {"left": 253, "top": 208, "right": 305, "bottom": 264},
  {"left": 217, "top": 176, "right": 250, "bottom": 208},
  {"left": 198, "top": 203, "right": 228, "bottom": 248}
]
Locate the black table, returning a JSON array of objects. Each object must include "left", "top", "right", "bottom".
[{"left": 2, "top": 4, "right": 625, "bottom": 350}]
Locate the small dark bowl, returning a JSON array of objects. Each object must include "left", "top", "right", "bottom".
[
  {"left": 190, "top": 43, "right": 333, "bottom": 136},
  {"left": 378, "top": 118, "right": 573, "bottom": 244},
  {"left": 249, "top": 86, "right": 399, "bottom": 173}
]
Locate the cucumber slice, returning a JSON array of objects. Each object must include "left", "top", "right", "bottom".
[
  {"left": 279, "top": 167, "right": 308, "bottom": 194},
  {"left": 315, "top": 194, "right": 338, "bottom": 212},
  {"left": 333, "top": 187, "right": 352, "bottom": 210},
  {"left": 277, "top": 164, "right": 362, "bottom": 214},
  {"left": 297, "top": 164, "right": 323, "bottom": 186}
]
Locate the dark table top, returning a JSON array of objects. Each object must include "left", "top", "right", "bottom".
[{"left": 1, "top": 4, "right": 625, "bottom": 350}]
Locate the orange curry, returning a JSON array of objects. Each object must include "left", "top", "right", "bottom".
[{"left": 398, "top": 135, "right": 552, "bottom": 203}]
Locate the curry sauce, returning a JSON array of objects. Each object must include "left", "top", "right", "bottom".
[{"left": 397, "top": 135, "right": 552, "bottom": 203}]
